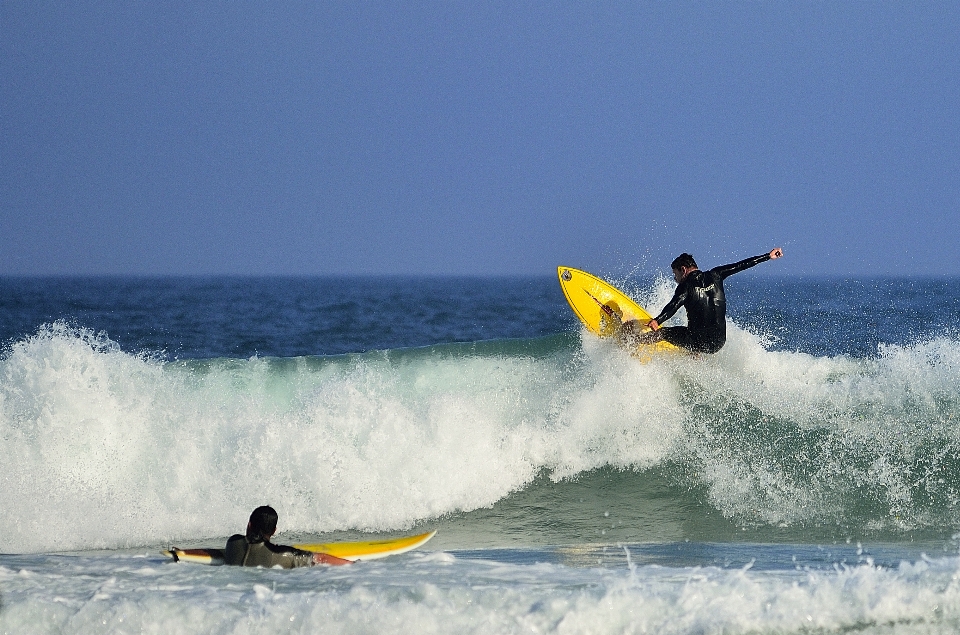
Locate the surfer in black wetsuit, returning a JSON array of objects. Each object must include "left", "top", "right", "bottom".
[
  {"left": 224, "top": 505, "right": 350, "bottom": 568},
  {"left": 621, "top": 248, "right": 783, "bottom": 354}
]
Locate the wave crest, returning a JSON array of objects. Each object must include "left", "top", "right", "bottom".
[{"left": 3, "top": 322, "right": 960, "bottom": 551}]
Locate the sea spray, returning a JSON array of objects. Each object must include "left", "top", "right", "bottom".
[
  {"left": 666, "top": 331, "right": 960, "bottom": 532},
  {"left": 4, "top": 305, "right": 960, "bottom": 552},
  {"left": 0, "top": 323, "right": 683, "bottom": 552}
]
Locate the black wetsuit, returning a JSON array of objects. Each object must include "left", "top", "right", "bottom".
[
  {"left": 653, "top": 253, "right": 772, "bottom": 354},
  {"left": 223, "top": 534, "right": 315, "bottom": 568}
]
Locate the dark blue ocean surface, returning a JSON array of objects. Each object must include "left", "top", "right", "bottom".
[
  {"left": 1, "top": 275, "right": 957, "bottom": 359},
  {"left": 731, "top": 276, "right": 960, "bottom": 358},
  {"left": 0, "top": 276, "right": 572, "bottom": 359}
]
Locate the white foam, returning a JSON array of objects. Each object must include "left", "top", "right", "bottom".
[
  {"left": 665, "top": 325, "right": 960, "bottom": 528},
  {"left": 3, "top": 320, "right": 960, "bottom": 551},
  {"left": 2, "top": 550, "right": 960, "bottom": 634},
  {"left": 0, "top": 323, "right": 683, "bottom": 551}
]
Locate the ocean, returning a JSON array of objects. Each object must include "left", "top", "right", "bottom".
[{"left": 2, "top": 273, "right": 960, "bottom": 634}]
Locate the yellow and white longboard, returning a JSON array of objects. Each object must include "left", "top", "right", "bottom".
[{"left": 163, "top": 530, "right": 436, "bottom": 565}]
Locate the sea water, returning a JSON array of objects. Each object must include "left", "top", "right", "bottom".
[{"left": 2, "top": 274, "right": 960, "bottom": 634}]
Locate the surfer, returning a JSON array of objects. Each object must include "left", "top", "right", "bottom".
[
  {"left": 621, "top": 248, "right": 783, "bottom": 353},
  {"left": 223, "top": 505, "right": 351, "bottom": 568}
]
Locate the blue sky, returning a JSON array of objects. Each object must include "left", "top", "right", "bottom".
[{"left": 2, "top": 2, "right": 958, "bottom": 276}]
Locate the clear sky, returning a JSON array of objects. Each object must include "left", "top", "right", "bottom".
[{"left": 2, "top": 2, "right": 958, "bottom": 276}]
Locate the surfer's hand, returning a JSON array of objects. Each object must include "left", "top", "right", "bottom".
[
  {"left": 313, "top": 552, "right": 352, "bottom": 566},
  {"left": 647, "top": 320, "right": 659, "bottom": 331},
  {"left": 769, "top": 247, "right": 783, "bottom": 259}
]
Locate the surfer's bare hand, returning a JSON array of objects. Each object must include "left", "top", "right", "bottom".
[
  {"left": 313, "top": 552, "right": 352, "bottom": 566},
  {"left": 647, "top": 319, "right": 660, "bottom": 331},
  {"left": 769, "top": 248, "right": 783, "bottom": 259}
]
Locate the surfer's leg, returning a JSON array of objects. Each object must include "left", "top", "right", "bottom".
[
  {"left": 660, "top": 327, "right": 725, "bottom": 354},
  {"left": 687, "top": 331, "right": 725, "bottom": 354},
  {"left": 618, "top": 320, "right": 664, "bottom": 346},
  {"left": 633, "top": 329, "right": 665, "bottom": 345},
  {"left": 658, "top": 326, "right": 694, "bottom": 351}
]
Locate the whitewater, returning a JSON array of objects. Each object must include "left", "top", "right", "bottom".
[{"left": 2, "top": 275, "right": 960, "bottom": 634}]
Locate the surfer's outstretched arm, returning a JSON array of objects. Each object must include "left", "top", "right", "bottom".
[{"left": 712, "top": 247, "right": 785, "bottom": 280}]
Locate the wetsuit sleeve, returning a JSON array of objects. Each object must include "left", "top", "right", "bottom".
[
  {"left": 710, "top": 254, "right": 771, "bottom": 280},
  {"left": 653, "top": 282, "right": 689, "bottom": 325},
  {"left": 288, "top": 546, "right": 316, "bottom": 568},
  {"left": 263, "top": 542, "right": 316, "bottom": 568}
]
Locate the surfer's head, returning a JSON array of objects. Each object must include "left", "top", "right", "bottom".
[
  {"left": 671, "top": 253, "right": 697, "bottom": 272},
  {"left": 246, "top": 505, "right": 279, "bottom": 543},
  {"left": 670, "top": 253, "right": 698, "bottom": 282}
]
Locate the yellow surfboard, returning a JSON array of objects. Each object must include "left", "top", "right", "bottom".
[
  {"left": 557, "top": 266, "right": 679, "bottom": 359},
  {"left": 295, "top": 530, "right": 436, "bottom": 561},
  {"left": 163, "top": 530, "right": 436, "bottom": 565}
]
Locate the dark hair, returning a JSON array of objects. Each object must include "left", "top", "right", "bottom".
[
  {"left": 246, "top": 505, "right": 279, "bottom": 543},
  {"left": 671, "top": 253, "right": 698, "bottom": 271}
]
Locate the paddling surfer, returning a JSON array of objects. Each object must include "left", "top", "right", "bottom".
[
  {"left": 224, "top": 505, "right": 350, "bottom": 568},
  {"left": 621, "top": 248, "right": 783, "bottom": 354}
]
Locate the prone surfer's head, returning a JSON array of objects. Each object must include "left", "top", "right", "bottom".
[{"left": 246, "top": 505, "right": 279, "bottom": 543}]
